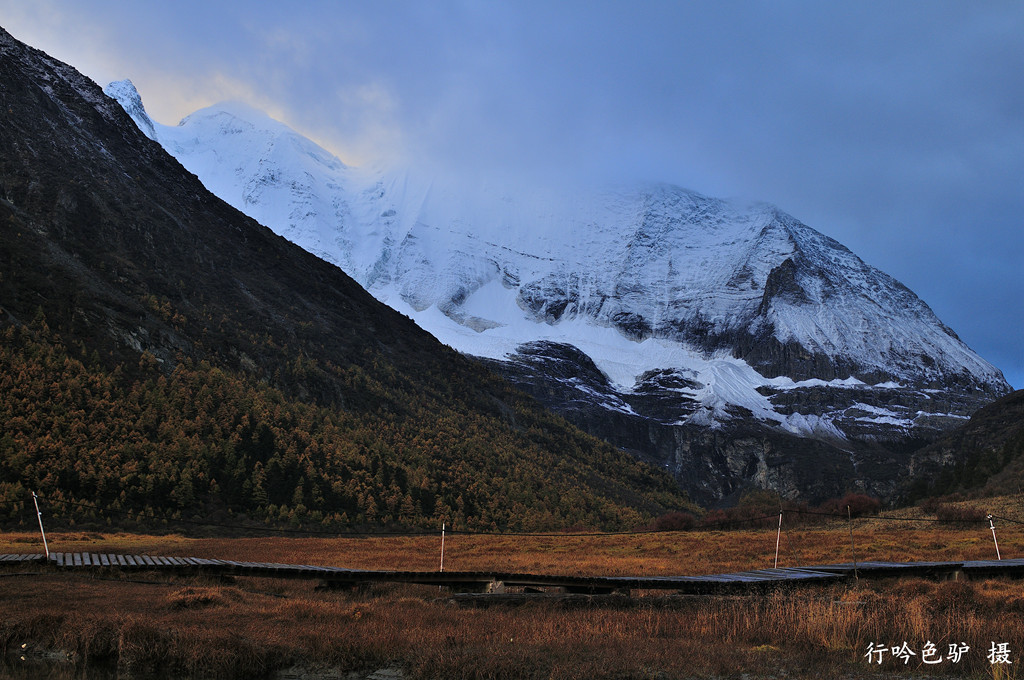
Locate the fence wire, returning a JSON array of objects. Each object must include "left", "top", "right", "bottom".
[{"left": 0, "top": 493, "right": 1015, "bottom": 539}]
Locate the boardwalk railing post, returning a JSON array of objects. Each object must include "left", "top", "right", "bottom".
[
  {"left": 32, "top": 492, "right": 49, "bottom": 559},
  {"left": 848, "top": 505, "right": 858, "bottom": 581},
  {"left": 774, "top": 511, "right": 782, "bottom": 569},
  {"left": 440, "top": 522, "right": 446, "bottom": 572},
  {"left": 988, "top": 515, "right": 1001, "bottom": 560}
]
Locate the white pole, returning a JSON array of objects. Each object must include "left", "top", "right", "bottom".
[
  {"left": 774, "top": 511, "right": 782, "bottom": 568},
  {"left": 32, "top": 492, "right": 49, "bottom": 559},
  {"left": 439, "top": 522, "right": 446, "bottom": 572},
  {"left": 848, "top": 505, "right": 859, "bottom": 581},
  {"left": 988, "top": 515, "right": 1001, "bottom": 560}
]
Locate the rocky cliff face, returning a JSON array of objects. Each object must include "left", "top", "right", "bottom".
[
  {"left": 105, "top": 78, "right": 1012, "bottom": 503},
  {"left": 900, "top": 390, "right": 1024, "bottom": 501},
  {"left": 479, "top": 342, "right": 935, "bottom": 504}
]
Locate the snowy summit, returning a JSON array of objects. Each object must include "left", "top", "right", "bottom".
[{"left": 105, "top": 80, "right": 1009, "bottom": 449}]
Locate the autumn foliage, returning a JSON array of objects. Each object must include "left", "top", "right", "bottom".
[{"left": 0, "top": 315, "right": 693, "bottom": 532}]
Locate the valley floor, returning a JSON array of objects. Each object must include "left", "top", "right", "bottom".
[{"left": 2, "top": 505, "right": 1023, "bottom": 679}]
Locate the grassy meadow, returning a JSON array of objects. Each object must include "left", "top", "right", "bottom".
[{"left": 2, "top": 496, "right": 1024, "bottom": 679}]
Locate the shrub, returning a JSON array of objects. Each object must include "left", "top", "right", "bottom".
[
  {"left": 651, "top": 511, "right": 697, "bottom": 532},
  {"left": 816, "top": 493, "right": 881, "bottom": 518},
  {"left": 933, "top": 504, "right": 987, "bottom": 524}
]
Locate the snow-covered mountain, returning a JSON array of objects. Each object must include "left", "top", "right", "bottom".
[{"left": 107, "top": 79, "right": 1011, "bottom": 501}]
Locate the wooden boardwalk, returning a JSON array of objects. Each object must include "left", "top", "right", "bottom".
[{"left": 4, "top": 553, "right": 1024, "bottom": 594}]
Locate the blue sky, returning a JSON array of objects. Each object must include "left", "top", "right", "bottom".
[{"left": 2, "top": 1, "right": 1021, "bottom": 388}]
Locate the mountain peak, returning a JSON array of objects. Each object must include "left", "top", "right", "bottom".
[
  {"left": 104, "top": 78, "right": 142, "bottom": 105},
  {"left": 103, "top": 78, "right": 1012, "bottom": 503},
  {"left": 3, "top": 24, "right": 692, "bottom": 527},
  {"left": 108, "top": 88, "right": 1008, "bottom": 401},
  {"left": 179, "top": 99, "right": 288, "bottom": 132},
  {"left": 103, "top": 79, "right": 157, "bottom": 141}
]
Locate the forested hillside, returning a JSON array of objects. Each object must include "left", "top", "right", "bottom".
[
  {"left": 0, "top": 317, "right": 690, "bottom": 530},
  {"left": 0, "top": 26, "right": 693, "bottom": 531}
]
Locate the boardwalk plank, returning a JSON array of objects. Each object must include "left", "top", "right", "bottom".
[{"left": 23, "top": 552, "right": 1024, "bottom": 592}]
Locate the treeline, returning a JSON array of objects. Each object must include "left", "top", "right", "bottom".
[
  {"left": 649, "top": 489, "right": 882, "bottom": 531},
  {"left": 0, "top": 314, "right": 694, "bottom": 532}
]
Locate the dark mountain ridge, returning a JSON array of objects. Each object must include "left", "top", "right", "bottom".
[
  {"left": 0, "top": 26, "right": 690, "bottom": 529},
  {"left": 0, "top": 28, "right": 404, "bottom": 381},
  {"left": 902, "top": 389, "right": 1024, "bottom": 501}
]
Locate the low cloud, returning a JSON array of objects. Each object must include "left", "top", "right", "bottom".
[{"left": 2, "top": 0, "right": 1021, "bottom": 386}]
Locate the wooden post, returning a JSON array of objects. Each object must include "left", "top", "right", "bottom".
[
  {"left": 847, "top": 505, "right": 858, "bottom": 581},
  {"left": 32, "top": 492, "right": 49, "bottom": 559},
  {"left": 440, "top": 522, "right": 446, "bottom": 572},
  {"left": 988, "top": 515, "right": 1001, "bottom": 560},
  {"left": 774, "top": 511, "right": 782, "bottom": 568}
]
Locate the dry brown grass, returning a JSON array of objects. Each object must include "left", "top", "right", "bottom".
[
  {"left": 3, "top": 509, "right": 1024, "bottom": 678},
  {"left": 3, "top": 514, "right": 1021, "bottom": 575},
  {"left": 2, "top": 571, "right": 1023, "bottom": 679}
]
